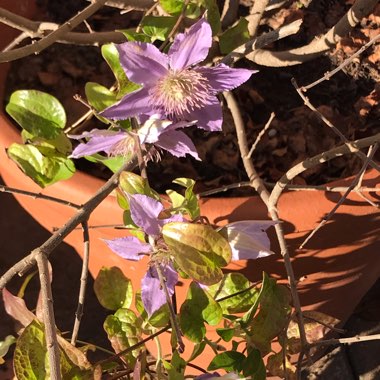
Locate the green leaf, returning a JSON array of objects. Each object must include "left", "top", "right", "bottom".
[
  {"left": 0, "top": 335, "right": 16, "bottom": 365},
  {"left": 120, "top": 29, "right": 151, "bottom": 42},
  {"left": 242, "top": 348, "right": 266, "bottom": 379},
  {"left": 119, "top": 172, "right": 156, "bottom": 201},
  {"left": 248, "top": 276, "right": 291, "bottom": 353},
  {"left": 6, "top": 90, "right": 66, "bottom": 139},
  {"left": 7, "top": 143, "right": 75, "bottom": 188},
  {"left": 94, "top": 267, "right": 133, "bottom": 310},
  {"left": 85, "top": 153, "right": 125, "bottom": 173},
  {"left": 101, "top": 44, "right": 141, "bottom": 98},
  {"left": 207, "top": 351, "right": 246, "bottom": 371},
  {"left": 187, "top": 341, "right": 206, "bottom": 362},
  {"left": 85, "top": 82, "right": 117, "bottom": 112},
  {"left": 22, "top": 130, "right": 72, "bottom": 156},
  {"left": 219, "top": 18, "right": 250, "bottom": 54},
  {"left": 163, "top": 222, "right": 231, "bottom": 285},
  {"left": 141, "top": 16, "right": 177, "bottom": 42},
  {"left": 159, "top": 0, "right": 184, "bottom": 14},
  {"left": 209, "top": 273, "right": 259, "bottom": 313},
  {"left": 179, "top": 282, "right": 222, "bottom": 342},
  {"left": 172, "top": 178, "right": 200, "bottom": 219},
  {"left": 104, "top": 310, "right": 142, "bottom": 367},
  {"left": 166, "top": 350, "right": 186, "bottom": 380},
  {"left": 199, "top": 0, "right": 221, "bottom": 35},
  {"left": 216, "top": 328, "right": 235, "bottom": 342}
]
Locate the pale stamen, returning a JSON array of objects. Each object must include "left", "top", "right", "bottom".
[
  {"left": 150, "top": 69, "right": 212, "bottom": 117},
  {"left": 110, "top": 136, "right": 135, "bottom": 157}
]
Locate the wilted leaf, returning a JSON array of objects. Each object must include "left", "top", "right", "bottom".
[
  {"left": 180, "top": 282, "right": 223, "bottom": 342},
  {"left": 163, "top": 222, "right": 231, "bottom": 285},
  {"left": 94, "top": 267, "right": 133, "bottom": 310},
  {"left": 287, "top": 310, "right": 340, "bottom": 354},
  {"left": 267, "top": 351, "right": 296, "bottom": 380}
]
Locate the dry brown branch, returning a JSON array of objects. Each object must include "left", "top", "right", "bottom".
[
  {"left": 311, "top": 333, "right": 380, "bottom": 347},
  {"left": 0, "top": 0, "right": 110, "bottom": 62},
  {"left": 222, "top": 19, "right": 302, "bottom": 65},
  {"left": 86, "top": 0, "right": 154, "bottom": 11},
  {"left": 248, "top": 112, "right": 275, "bottom": 158},
  {"left": 245, "top": 0, "right": 378, "bottom": 67},
  {"left": 246, "top": 0, "right": 270, "bottom": 37},
  {"left": 223, "top": 90, "right": 309, "bottom": 358},
  {"left": 299, "top": 144, "right": 378, "bottom": 249},
  {"left": 35, "top": 253, "right": 61, "bottom": 380},
  {"left": 268, "top": 133, "right": 380, "bottom": 209}
]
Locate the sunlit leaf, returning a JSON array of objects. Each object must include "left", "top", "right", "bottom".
[
  {"left": 141, "top": 16, "right": 177, "bottom": 42},
  {"left": 85, "top": 153, "right": 125, "bottom": 173},
  {"left": 7, "top": 143, "right": 75, "bottom": 188},
  {"left": 209, "top": 273, "right": 259, "bottom": 313},
  {"left": 172, "top": 177, "right": 200, "bottom": 219},
  {"left": 6, "top": 90, "right": 66, "bottom": 140},
  {"left": 207, "top": 351, "right": 245, "bottom": 371},
  {"left": 180, "top": 282, "right": 223, "bottom": 342},
  {"left": 159, "top": 0, "right": 184, "bottom": 14},
  {"left": 85, "top": 82, "right": 117, "bottom": 112},
  {"left": 0, "top": 335, "right": 16, "bottom": 365},
  {"left": 163, "top": 222, "right": 231, "bottom": 285},
  {"left": 101, "top": 43, "right": 141, "bottom": 98},
  {"left": 94, "top": 267, "right": 133, "bottom": 310}
]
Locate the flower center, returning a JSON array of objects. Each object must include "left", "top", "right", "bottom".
[
  {"left": 110, "top": 135, "right": 135, "bottom": 158},
  {"left": 150, "top": 69, "right": 212, "bottom": 118}
]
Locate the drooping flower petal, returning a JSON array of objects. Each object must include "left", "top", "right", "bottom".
[
  {"left": 117, "top": 42, "right": 169, "bottom": 86},
  {"left": 129, "top": 194, "right": 164, "bottom": 236},
  {"left": 69, "top": 129, "right": 127, "bottom": 158},
  {"left": 138, "top": 118, "right": 174, "bottom": 144},
  {"left": 101, "top": 87, "right": 151, "bottom": 120},
  {"left": 168, "top": 18, "right": 212, "bottom": 70},
  {"left": 183, "top": 96, "right": 223, "bottom": 131},
  {"left": 197, "top": 63, "right": 256, "bottom": 93},
  {"left": 195, "top": 373, "right": 241, "bottom": 380},
  {"left": 155, "top": 129, "right": 200, "bottom": 160},
  {"left": 141, "top": 264, "right": 178, "bottom": 316},
  {"left": 223, "top": 220, "right": 276, "bottom": 261},
  {"left": 103, "top": 236, "right": 151, "bottom": 261}
]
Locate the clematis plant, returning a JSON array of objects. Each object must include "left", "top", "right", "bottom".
[{"left": 101, "top": 18, "right": 255, "bottom": 131}]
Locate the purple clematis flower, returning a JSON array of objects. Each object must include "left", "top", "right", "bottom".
[
  {"left": 101, "top": 18, "right": 255, "bottom": 131},
  {"left": 195, "top": 373, "right": 241, "bottom": 380},
  {"left": 104, "top": 194, "right": 184, "bottom": 316},
  {"left": 69, "top": 117, "right": 199, "bottom": 160},
  {"left": 223, "top": 220, "right": 276, "bottom": 261}
]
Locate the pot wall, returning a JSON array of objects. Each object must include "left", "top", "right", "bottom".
[{"left": 0, "top": 0, "right": 380, "bottom": 358}]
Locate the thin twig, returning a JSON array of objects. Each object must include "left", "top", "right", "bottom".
[
  {"left": 292, "top": 77, "right": 380, "bottom": 172},
  {"left": 302, "top": 315, "right": 345, "bottom": 335},
  {"left": 71, "top": 220, "right": 90, "bottom": 346},
  {"left": 35, "top": 253, "right": 61, "bottom": 380},
  {"left": 0, "top": 0, "right": 109, "bottom": 62},
  {"left": 0, "top": 185, "right": 81, "bottom": 209},
  {"left": 0, "top": 159, "right": 136, "bottom": 290},
  {"left": 310, "top": 333, "right": 380, "bottom": 347},
  {"left": 155, "top": 264, "right": 185, "bottom": 353},
  {"left": 301, "top": 33, "right": 380, "bottom": 91},
  {"left": 248, "top": 112, "right": 275, "bottom": 158},
  {"left": 299, "top": 144, "right": 378, "bottom": 249},
  {"left": 268, "top": 133, "right": 380, "bottom": 208},
  {"left": 223, "top": 91, "right": 309, "bottom": 357},
  {"left": 221, "top": 0, "right": 239, "bottom": 29},
  {"left": 242, "top": 0, "right": 379, "bottom": 67},
  {"left": 221, "top": 19, "right": 302, "bottom": 66},
  {"left": 246, "top": 0, "right": 270, "bottom": 37}
]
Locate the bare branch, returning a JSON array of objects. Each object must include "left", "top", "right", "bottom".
[
  {"left": 246, "top": 0, "right": 270, "bottom": 37},
  {"left": 221, "top": 0, "right": 239, "bottom": 29},
  {"left": 268, "top": 133, "right": 380, "bottom": 209},
  {"left": 245, "top": 0, "right": 378, "bottom": 67}
]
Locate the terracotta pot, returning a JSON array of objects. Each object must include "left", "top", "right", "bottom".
[{"left": 1, "top": 0, "right": 380, "bottom": 368}]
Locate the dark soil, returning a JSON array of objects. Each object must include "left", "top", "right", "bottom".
[{"left": 5, "top": 0, "right": 380, "bottom": 196}]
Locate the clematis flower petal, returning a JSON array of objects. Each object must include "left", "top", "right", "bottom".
[
  {"left": 183, "top": 96, "right": 223, "bottom": 131},
  {"left": 197, "top": 63, "right": 256, "bottom": 93},
  {"left": 69, "top": 129, "right": 127, "bottom": 158},
  {"left": 103, "top": 236, "right": 151, "bottom": 261},
  {"left": 117, "top": 42, "right": 169, "bottom": 85},
  {"left": 168, "top": 18, "right": 212, "bottom": 70},
  {"left": 138, "top": 118, "right": 174, "bottom": 144},
  {"left": 141, "top": 264, "right": 178, "bottom": 316},
  {"left": 195, "top": 373, "right": 241, "bottom": 380},
  {"left": 155, "top": 129, "right": 200, "bottom": 160},
  {"left": 223, "top": 220, "right": 276, "bottom": 261},
  {"left": 129, "top": 194, "right": 164, "bottom": 236},
  {"left": 101, "top": 87, "right": 151, "bottom": 120}
]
